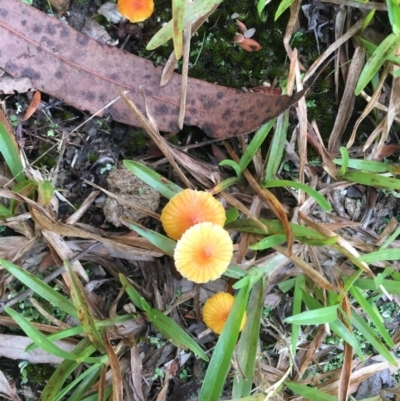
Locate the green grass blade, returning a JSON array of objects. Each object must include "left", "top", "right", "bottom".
[
  {"left": 338, "top": 146, "right": 349, "bottom": 176},
  {"left": 350, "top": 309, "right": 396, "bottom": 365},
  {"left": 249, "top": 234, "right": 287, "bottom": 250},
  {"left": 225, "top": 218, "right": 326, "bottom": 240},
  {"left": 120, "top": 274, "right": 208, "bottom": 361},
  {"left": 5, "top": 307, "right": 82, "bottom": 361},
  {"left": 64, "top": 260, "right": 105, "bottom": 352},
  {"left": 172, "top": 0, "right": 184, "bottom": 59},
  {"left": 41, "top": 339, "right": 96, "bottom": 401},
  {"left": 239, "top": 120, "right": 275, "bottom": 173},
  {"left": 264, "top": 180, "right": 331, "bottom": 211},
  {"left": 232, "top": 278, "right": 265, "bottom": 398},
  {"left": 275, "top": 0, "right": 296, "bottom": 20},
  {"left": 343, "top": 170, "right": 400, "bottom": 190},
  {"left": 198, "top": 284, "right": 251, "bottom": 401},
  {"left": 355, "top": 278, "right": 400, "bottom": 295},
  {"left": 123, "top": 220, "right": 176, "bottom": 256},
  {"left": 387, "top": 0, "right": 400, "bottom": 35},
  {"left": 0, "top": 204, "right": 12, "bottom": 218},
  {"left": 263, "top": 110, "right": 289, "bottom": 182},
  {"left": 301, "top": 292, "right": 364, "bottom": 360},
  {"left": 147, "top": 308, "right": 208, "bottom": 361},
  {"left": 225, "top": 208, "right": 239, "bottom": 224},
  {"left": 291, "top": 275, "right": 304, "bottom": 355},
  {"left": 26, "top": 316, "right": 132, "bottom": 352},
  {"left": 0, "top": 258, "right": 77, "bottom": 318},
  {"left": 358, "top": 37, "right": 400, "bottom": 64},
  {"left": 55, "top": 364, "right": 102, "bottom": 401},
  {"left": 219, "top": 160, "right": 242, "bottom": 177},
  {"left": 333, "top": 158, "right": 392, "bottom": 173},
  {"left": 0, "top": 121, "right": 25, "bottom": 183},
  {"left": 285, "top": 382, "right": 338, "bottom": 401},
  {"left": 146, "top": 0, "right": 222, "bottom": 50},
  {"left": 355, "top": 33, "right": 400, "bottom": 95},
  {"left": 285, "top": 304, "right": 339, "bottom": 325},
  {"left": 359, "top": 248, "right": 400, "bottom": 263},
  {"left": 349, "top": 286, "right": 394, "bottom": 347},
  {"left": 123, "top": 160, "right": 183, "bottom": 199}
]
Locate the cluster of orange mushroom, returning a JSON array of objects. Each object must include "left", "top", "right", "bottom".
[{"left": 161, "top": 189, "right": 246, "bottom": 334}]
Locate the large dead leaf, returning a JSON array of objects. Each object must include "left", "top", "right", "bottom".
[{"left": 0, "top": 0, "right": 308, "bottom": 139}]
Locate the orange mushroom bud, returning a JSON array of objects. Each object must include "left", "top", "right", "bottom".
[
  {"left": 161, "top": 189, "right": 226, "bottom": 240},
  {"left": 203, "top": 292, "right": 246, "bottom": 335},
  {"left": 117, "top": 0, "right": 154, "bottom": 23},
  {"left": 174, "top": 222, "right": 233, "bottom": 283}
]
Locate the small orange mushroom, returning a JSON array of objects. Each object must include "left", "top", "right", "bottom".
[
  {"left": 174, "top": 222, "right": 233, "bottom": 284},
  {"left": 203, "top": 292, "right": 246, "bottom": 335},
  {"left": 161, "top": 189, "right": 226, "bottom": 240},
  {"left": 117, "top": 0, "right": 154, "bottom": 23}
]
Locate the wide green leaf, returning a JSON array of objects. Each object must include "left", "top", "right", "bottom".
[
  {"left": 343, "top": 170, "right": 400, "bottom": 190},
  {"left": 359, "top": 248, "right": 400, "bottom": 263}
]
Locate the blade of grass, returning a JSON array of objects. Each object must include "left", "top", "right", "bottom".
[
  {"left": 302, "top": 292, "right": 364, "bottom": 360},
  {"left": 41, "top": 339, "right": 98, "bottom": 401},
  {"left": 172, "top": 0, "right": 185, "bottom": 59},
  {"left": 238, "top": 119, "right": 275, "bottom": 173},
  {"left": 338, "top": 146, "right": 349, "bottom": 176},
  {"left": 198, "top": 283, "right": 251, "bottom": 401},
  {"left": 64, "top": 260, "right": 105, "bottom": 352},
  {"left": 349, "top": 286, "right": 394, "bottom": 347},
  {"left": 5, "top": 307, "right": 104, "bottom": 363},
  {"left": 0, "top": 120, "right": 24, "bottom": 183},
  {"left": 285, "top": 304, "right": 339, "bottom": 325},
  {"left": 359, "top": 248, "right": 400, "bottom": 263},
  {"left": 285, "top": 382, "right": 339, "bottom": 401},
  {"left": 122, "top": 220, "right": 176, "bottom": 256},
  {"left": 263, "top": 110, "right": 289, "bottom": 183},
  {"left": 65, "top": 364, "right": 102, "bottom": 401},
  {"left": 291, "top": 275, "right": 304, "bottom": 355},
  {"left": 120, "top": 274, "right": 208, "bottom": 361},
  {"left": 232, "top": 277, "right": 265, "bottom": 398},
  {"left": 355, "top": 33, "right": 400, "bottom": 95},
  {"left": 333, "top": 158, "right": 393, "bottom": 173},
  {"left": 355, "top": 278, "right": 400, "bottom": 295},
  {"left": 343, "top": 170, "right": 400, "bottom": 190},
  {"left": 0, "top": 258, "right": 77, "bottom": 318},
  {"left": 264, "top": 180, "right": 331, "bottom": 211},
  {"left": 350, "top": 309, "right": 396, "bottom": 365},
  {"left": 123, "top": 160, "right": 183, "bottom": 199},
  {"left": 147, "top": 0, "right": 222, "bottom": 50},
  {"left": 249, "top": 234, "right": 287, "bottom": 250}
]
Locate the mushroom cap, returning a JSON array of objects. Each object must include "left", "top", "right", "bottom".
[
  {"left": 117, "top": 0, "right": 154, "bottom": 23},
  {"left": 161, "top": 189, "right": 226, "bottom": 240},
  {"left": 202, "top": 292, "right": 247, "bottom": 335},
  {"left": 174, "top": 222, "right": 233, "bottom": 283}
]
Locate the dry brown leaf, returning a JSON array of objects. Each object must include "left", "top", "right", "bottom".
[
  {"left": 131, "top": 345, "right": 145, "bottom": 401},
  {"left": 0, "top": 334, "right": 75, "bottom": 364},
  {"left": 0, "top": 369, "right": 21, "bottom": 401},
  {"left": 328, "top": 47, "right": 365, "bottom": 153},
  {"left": 274, "top": 245, "right": 341, "bottom": 292},
  {"left": 0, "top": 0, "right": 310, "bottom": 139},
  {"left": 21, "top": 91, "right": 41, "bottom": 122},
  {"left": 104, "top": 331, "right": 123, "bottom": 401}
]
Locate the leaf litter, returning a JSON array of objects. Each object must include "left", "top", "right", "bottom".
[{"left": 0, "top": 0, "right": 400, "bottom": 400}]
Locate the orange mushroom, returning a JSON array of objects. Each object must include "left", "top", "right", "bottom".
[
  {"left": 161, "top": 189, "right": 226, "bottom": 240},
  {"left": 202, "top": 292, "right": 246, "bottom": 335},
  {"left": 117, "top": 0, "right": 154, "bottom": 23},
  {"left": 174, "top": 222, "right": 233, "bottom": 283}
]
